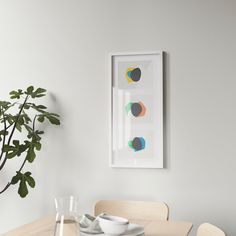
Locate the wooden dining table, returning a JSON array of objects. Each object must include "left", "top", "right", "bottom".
[{"left": 1, "top": 216, "right": 193, "bottom": 236}]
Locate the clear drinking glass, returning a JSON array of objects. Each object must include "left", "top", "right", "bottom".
[{"left": 54, "top": 196, "right": 80, "bottom": 236}]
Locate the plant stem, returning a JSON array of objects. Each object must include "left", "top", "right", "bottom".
[
  {"left": 33, "top": 115, "right": 37, "bottom": 131},
  {"left": 0, "top": 182, "right": 11, "bottom": 194},
  {"left": 6, "top": 123, "right": 14, "bottom": 130},
  {"left": 0, "top": 156, "right": 28, "bottom": 195},
  {"left": 19, "top": 157, "right": 27, "bottom": 172},
  {"left": 0, "top": 112, "right": 7, "bottom": 162}
]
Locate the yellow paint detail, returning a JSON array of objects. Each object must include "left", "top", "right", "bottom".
[{"left": 126, "top": 67, "right": 134, "bottom": 83}]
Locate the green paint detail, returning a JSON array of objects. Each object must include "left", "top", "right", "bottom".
[
  {"left": 125, "top": 102, "right": 132, "bottom": 114},
  {"left": 128, "top": 140, "right": 133, "bottom": 149}
]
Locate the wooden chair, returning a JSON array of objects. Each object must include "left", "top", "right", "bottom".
[
  {"left": 197, "top": 223, "right": 226, "bottom": 236},
  {"left": 94, "top": 200, "right": 169, "bottom": 221}
]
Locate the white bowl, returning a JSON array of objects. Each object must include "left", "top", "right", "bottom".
[{"left": 99, "top": 215, "right": 129, "bottom": 235}]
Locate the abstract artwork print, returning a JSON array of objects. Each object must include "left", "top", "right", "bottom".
[{"left": 111, "top": 52, "right": 163, "bottom": 168}]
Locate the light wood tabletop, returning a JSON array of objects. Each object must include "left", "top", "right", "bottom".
[{"left": 1, "top": 216, "right": 193, "bottom": 236}]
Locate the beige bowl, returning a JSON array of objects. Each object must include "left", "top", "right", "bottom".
[{"left": 99, "top": 215, "right": 129, "bottom": 235}]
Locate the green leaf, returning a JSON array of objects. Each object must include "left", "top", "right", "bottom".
[
  {"left": 0, "top": 130, "right": 8, "bottom": 136},
  {"left": 23, "top": 103, "right": 30, "bottom": 109},
  {"left": 49, "top": 113, "right": 60, "bottom": 117},
  {"left": 24, "top": 124, "right": 34, "bottom": 139},
  {"left": 30, "top": 104, "right": 46, "bottom": 113},
  {"left": 34, "top": 141, "right": 41, "bottom": 151},
  {"left": 3, "top": 144, "right": 18, "bottom": 159},
  {"left": 14, "top": 172, "right": 36, "bottom": 198},
  {"left": 7, "top": 152, "right": 18, "bottom": 159},
  {"left": 16, "top": 122, "right": 22, "bottom": 132},
  {"left": 47, "top": 115, "right": 60, "bottom": 125},
  {"left": 19, "top": 143, "right": 28, "bottom": 153},
  {"left": 37, "top": 115, "right": 45, "bottom": 122},
  {"left": 5, "top": 114, "right": 14, "bottom": 125},
  {"left": 3, "top": 141, "right": 27, "bottom": 159},
  {"left": 3, "top": 144, "right": 15, "bottom": 152},
  {"left": 24, "top": 172, "right": 35, "bottom": 188},
  {"left": 36, "top": 130, "right": 44, "bottom": 135},
  {"left": 18, "top": 179, "right": 28, "bottom": 198},
  {"left": 37, "top": 105, "right": 47, "bottom": 109},
  {"left": 37, "top": 112, "right": 60, "bottom": 125},
  {"left": 26, "top": 86, "right": 34, "bottom": 94},
  {"left": 18, "top": 115, "right": 24, "bottom": 125},
  {"left": 11, "top": 172, "right": 21, "bottom": 184},
  {"left": 9, "top": 90, "right": 24, "bottom": 99},
  {"left": 22, "top": 112, "right": 31, "bottom": 124},
  {"left": 34, "top": 88, "right": 46, "bottom": 94},
  {"left": 13, "top": 140, "right": 19, "bottom": 146},
  {"left": 26, "top": 144, "right": 36, "bottom": 163},
  {"left": 0, "top": 101, "right": 11, "bottom": 109},
  {"left": 31, "top": 88, "right": 46, "bottom": 98}
]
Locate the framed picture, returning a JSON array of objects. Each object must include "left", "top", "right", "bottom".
[{"left": 110, "top": 51, "right": 163, "bottom": 168}]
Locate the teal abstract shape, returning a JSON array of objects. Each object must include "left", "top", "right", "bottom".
[{"left": 129, "top": 137, "right": 146, "bottom": 152}]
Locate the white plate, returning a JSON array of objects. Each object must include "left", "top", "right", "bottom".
[
  {"left": 81, "top": 223, "right": 144, "bottom": 236},
  {"left": 122, "top": 223, "right": 144, "bottom": 236}
]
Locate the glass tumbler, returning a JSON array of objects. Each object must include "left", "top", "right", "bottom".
[{"left": 54, "top": 196, "right": 80, "bottom": 236}]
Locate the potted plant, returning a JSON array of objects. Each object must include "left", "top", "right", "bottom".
[{"left": 0, "top": 86, "right": 60, "bottom": 197}]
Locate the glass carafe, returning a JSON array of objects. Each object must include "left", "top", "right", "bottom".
[{"left": 54, "top": 196, "right": 80, "bottom": 236}]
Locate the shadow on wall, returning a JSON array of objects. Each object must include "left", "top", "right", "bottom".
[{"left": 163, "top": 52, "right": 171, "bottom": 169}]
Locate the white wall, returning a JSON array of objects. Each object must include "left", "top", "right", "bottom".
[{"left": 0, "top": 0, "right": 236, "bottom": 235}]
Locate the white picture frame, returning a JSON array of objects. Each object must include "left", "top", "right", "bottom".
[{"left": 110, "top": 51, "right": 163, "bottom": 168}]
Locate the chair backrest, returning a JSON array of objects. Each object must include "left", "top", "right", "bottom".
[
  {"left": 197, "top": 223, "right": 226, "bottom": 236},
  {"left": 94, "top": 200, "right": 169, "bottom": 221}
]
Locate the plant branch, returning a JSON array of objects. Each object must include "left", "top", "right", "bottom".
[
  {"left": 0, "top": 182, "right": 11, "bottom": 194},
  {"left": 19, "top": 157, "right": 27, "bottom": 172},
  {"left": 0, "top": 95, "right": 29, "bottom": 194},
  {"left": 33, "top": 115, "right": 37, "bottom": 132},
  {"left": 0, "top": 95, "right": 29, "bottom": 171},
  {"left": 0, "top": 112, "right": 7, "bottom": 162},
  {"left": 6, "top": 123, "right": 14, "bottom": 130},
  {"left": 0, "top": 155, "right": 28, "bottom": 195}
]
